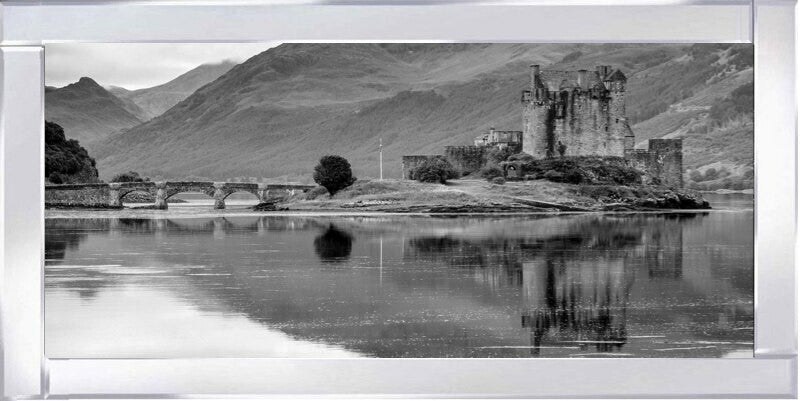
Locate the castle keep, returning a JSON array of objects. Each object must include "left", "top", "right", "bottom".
[{"left": 522, "top": 65, "right": 634, "bottom": 158}]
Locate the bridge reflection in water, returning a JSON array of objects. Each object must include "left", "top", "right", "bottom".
[
  {"left": 45, "top": 212, "right": 754, "bottom": 358},
  {"left": 44, "top": 181, "right": 315, "bottom": 209}
]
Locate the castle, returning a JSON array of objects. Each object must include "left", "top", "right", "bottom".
[{"left": 402, "top": 64, "right": 684, "bottom": 187}]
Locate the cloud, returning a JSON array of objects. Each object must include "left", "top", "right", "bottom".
[{"left": 45, "top": 42, "right": 279, "bottom": 90}]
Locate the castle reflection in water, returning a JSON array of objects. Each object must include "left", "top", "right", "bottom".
[
  {"left": 45, "top": 211, "right": 754, "bottom": 358},
  {"left": 403, "top": 214, "right": 698, "bottom": 355}
]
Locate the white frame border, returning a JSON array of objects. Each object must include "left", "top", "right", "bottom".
[{"left": 1, "top": 0, "right": 796, "bottom": 398}]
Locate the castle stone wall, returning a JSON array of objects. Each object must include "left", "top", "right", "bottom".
[
  {"left": 625, "top": 139, "right": 684, "bottom": 188},
  {"left": 445, "top": 146, "right": 488, "bottom": 175}
]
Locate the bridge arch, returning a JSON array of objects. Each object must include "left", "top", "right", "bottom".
[
  {"left": 221, "top": 189, "right": 261, "bottom": 208},
  {"left": 109, "top": 182, "right": 157, "bottom": 208}
]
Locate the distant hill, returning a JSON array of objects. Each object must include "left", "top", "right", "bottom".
[
  {"left": 45, "top": 77, "right": 144, "bottom": 146},
  {"left": 91, "top": 43, "right": 753, "bottom": 188},
  {"left": 108, "top": 60, "right": 237, "bottom": 120},
  {"left": 45, "top": 121, "right": 99, "bottom": 184}
]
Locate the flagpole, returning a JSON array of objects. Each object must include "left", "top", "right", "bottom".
[{"left": 379, "top": 138, "right": 383, "bottom": 181}]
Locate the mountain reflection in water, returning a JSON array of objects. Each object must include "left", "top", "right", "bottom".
[{"left": 45, "top": 210, "right": 754, "bottom": 358}]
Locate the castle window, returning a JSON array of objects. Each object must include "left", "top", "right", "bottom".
[{"left": 615, "top": 118, "right": 619, "bottom": 123}]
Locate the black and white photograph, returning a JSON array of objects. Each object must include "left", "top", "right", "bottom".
[{"left": 44, "top": 42, "right": 754, "bottom": 359}]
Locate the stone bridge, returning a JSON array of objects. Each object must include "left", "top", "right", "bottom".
[{"left": 45, "top": 181, "right": 316, "bottom": 210}]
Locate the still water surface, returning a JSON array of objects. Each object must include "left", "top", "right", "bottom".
[{"left": 45, "top": 194, "right": 754, "bottom": 358}]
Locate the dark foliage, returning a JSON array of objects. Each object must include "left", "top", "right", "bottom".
[
  {"left": 45, "top": 121, "right": 99, "bottom": 184},
  {"left": 522, "top": 156, "right": 643, "bottom": 186},
  {"left": 313, "top": 155, "right": 357, "bottom": 195},
  {"left": 111, "top": 171, "right": 149, "bottom": 183},
  {"left": 486, "top": 147, "right": 514, "bottom": 164},
  {"left": 411, "top": 158, "right": 459, "bottom": 184},
  {"left": 479, "top": 165, "right": 503, "bottom": 181}
]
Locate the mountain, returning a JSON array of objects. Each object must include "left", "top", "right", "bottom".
[
  {"left": 108, "top": 60, "right": 237, "bottom": 120},
  {"left": 92, "top": 43, "right": 753, "bottom": 188},
  {"left": 45, "top": 77, "right": 144, "bottom": 146}
]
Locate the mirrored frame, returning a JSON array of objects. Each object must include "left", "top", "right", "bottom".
[{"left": 1, "top": 0, "right": 796, "bottom": 398}]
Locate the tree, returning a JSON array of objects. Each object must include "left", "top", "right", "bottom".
[
  {"left": 45, "top": 121, "right": 99, "bottom": 184},
  {"left": 411, "top": 158, "right": 458, "bottom": 184},
  {"left": 111, "top": 171, "right": 149, "bottom": 183},
  {"left": 313, "top": 155, "right": 356, "bottom": 195}
]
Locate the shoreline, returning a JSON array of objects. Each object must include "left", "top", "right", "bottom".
[
  {"left": 46, "top": 178, "right": 729, "bottom": 217},
  {"left": 45, "top": 206, "right": 748, "bottom": 220}
]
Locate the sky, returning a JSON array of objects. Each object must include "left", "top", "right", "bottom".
[{"left": 45, "top": 42, "right": 280, "bottom": 90}]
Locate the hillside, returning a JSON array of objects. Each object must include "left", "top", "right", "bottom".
[
  {"left": 108, "top": 61, "right": 236, "bottom": 120},
  {"left": 45, "top": 77, "right": 144, "bottom": 146},
  {"left": 92, "top": 43, "right": 753, "bottom": 188}
]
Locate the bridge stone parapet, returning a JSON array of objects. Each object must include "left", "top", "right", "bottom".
[
  {"left": 45, "top": 183, "right": 112, "bottom": 208},
  {"left": 45, "top": 181, "right": 317, "bottom": 210}
]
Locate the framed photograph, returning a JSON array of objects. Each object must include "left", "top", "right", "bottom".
[{"left": 1, "top": 0, "right": 796, "bottom": 398}]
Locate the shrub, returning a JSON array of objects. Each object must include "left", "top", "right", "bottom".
[
  {"left": 522, "top": 156, "right": 643, "bottom": 186},
  {"left": 111, "top": 171, "right": 149, "bottom": 183},
  {"left": 491, "top": 177, "right": 506, "bottom": 185},
  {"left": 313, "top": 155, "right": 357, "bottom": 195},
  {"left": 487, "top": 147, "right": 513, "bottom": 164},
  {"left": 411, "top": 158, "right": 458, "bottom": 184},
  {"left": 563, "top": 168, "right": 584, "bottom": 184},
  {"left": 689, "top": 169, "right": 704, "bottom": 182},
  {"left": 479, "top": 165, "right": 503, "bottom": 181}
]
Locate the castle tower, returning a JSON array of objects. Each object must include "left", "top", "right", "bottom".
[
  {"left": 606, "top": 69, "right": 629, "bottom": 156},
  {"left": 522, "top": 64, "right": 556, "bottom": 158},
  {"left": 522, "top": 65, "right": 632, "bottom": 159}
]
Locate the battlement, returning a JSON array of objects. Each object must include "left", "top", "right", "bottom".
[{"left": 524, "top": 64, "right": 627, "bottom": 102}]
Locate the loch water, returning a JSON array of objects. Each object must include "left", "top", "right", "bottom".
[{"left": 45, "top": 194, "right": 754, "bottom": 358}]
